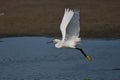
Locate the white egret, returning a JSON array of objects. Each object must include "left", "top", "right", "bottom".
[{"left": 48, "top": 8, "right": 92, "bottom": 61}]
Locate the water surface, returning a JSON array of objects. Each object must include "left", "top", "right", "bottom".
[{"left": 0, "top": 37, "right": 120, "bottom": 80}]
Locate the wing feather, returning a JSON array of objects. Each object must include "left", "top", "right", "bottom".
[
  {"left": 66, "top": 10, "right": 80, "bottom": 41},
  {"left": 60, "top": 8, "right": 74, "bottom": 41}
]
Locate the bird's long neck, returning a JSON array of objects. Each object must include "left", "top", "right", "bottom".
[
  {"left": 54, "top": 39, "right": 61, "bottom": 43},
  {"left": 55, "top": 40, "right": 64, "bottom": 48}
]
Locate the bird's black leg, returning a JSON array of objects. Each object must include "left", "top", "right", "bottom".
[
  {"left": 75, "top": 47, "right": 92, "bottom": 61},
  {"left": 75, "top": 48, "right": 87, "bottom": 57}
]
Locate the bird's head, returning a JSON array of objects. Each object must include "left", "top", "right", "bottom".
[{"left": 47, "top": 39, "right": 61, "bottom": 44}]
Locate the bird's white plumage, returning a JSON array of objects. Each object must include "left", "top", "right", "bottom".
[
  {"left": 66, "top": 9, "right": 80, "bottom": 42},
  {"left": 60, "top": 8, "right": 74, "bottom": 41},
  {"left": 49, "top": 8, "right": 92, "bottom": 61},
  {"left": 60, "top": 9, "right": 80, "bottom": 41},
  {"left": 54, "top": 8, "right": 80, "bottom": 48}
]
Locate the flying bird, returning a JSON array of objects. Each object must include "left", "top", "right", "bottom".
[{"left": 48, "top": 8, "right": 92, "bottom": 61}]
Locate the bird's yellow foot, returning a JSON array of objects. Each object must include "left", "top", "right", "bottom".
[{"left": 86, "top": 56, "right": 92, "bottom": 61}]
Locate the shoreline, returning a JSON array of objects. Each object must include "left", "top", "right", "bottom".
[{"left": 0, "top": 35, "right": 120, "bottom": 40}]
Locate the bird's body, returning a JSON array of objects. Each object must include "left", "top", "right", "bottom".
[
  {"left": 54, "top": 8, "right": 80, "bottom": 49},
  {"left": 48, "top": 8, "right": 92, "bottom": 61},
  {"left": 54, "top": 37, "right": 80, "bottom": 48}
]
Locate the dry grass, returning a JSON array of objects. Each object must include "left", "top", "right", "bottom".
[{"left": 0, "top": 0, "right": 120, "bottom": 38}]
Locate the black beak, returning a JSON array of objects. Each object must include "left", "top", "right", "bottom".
[{"left": 47, "top": 40, "right": 53, "bottom": 44}]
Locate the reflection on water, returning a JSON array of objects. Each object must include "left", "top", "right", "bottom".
[{"left": 0, "top": 37, "right": 120, "bottom": 80}]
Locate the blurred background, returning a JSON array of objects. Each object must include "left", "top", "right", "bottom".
[{"left": 0, "top": 0, "right": 120, "bottom": 38}]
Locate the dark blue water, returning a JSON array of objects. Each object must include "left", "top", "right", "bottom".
[{"left": 0, "top": 37, "right": 120, "bottom": 80}]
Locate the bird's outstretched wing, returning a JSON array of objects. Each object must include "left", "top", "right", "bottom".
[
  {"left": 66, "top": 9, "right": 80, "bottom": 41},
  {"left": 60, "top": 8, "right": 74, "bottom": 41},
  {"left": 60, "top": 8, "right": 80, "bottom": 41}
]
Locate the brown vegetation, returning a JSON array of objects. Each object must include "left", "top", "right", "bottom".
[{"left": 0, "top": 0, "right": 120, "bottom": 38}]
